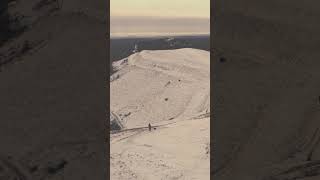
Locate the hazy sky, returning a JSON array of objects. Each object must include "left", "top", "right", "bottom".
[
  {"left": 110, "top": 0, "right": 210, "bottom": 37},
  {"left": 111, "top": 0, "right": 209, "bottom": 18}
]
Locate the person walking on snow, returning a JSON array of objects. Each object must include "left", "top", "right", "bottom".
[{"left": 148, "top": 123, "right": 151, "bottom": 131}]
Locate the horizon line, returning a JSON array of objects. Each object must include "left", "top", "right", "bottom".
[{"left": 110, "top": 32, "right": 210, "bottom": 39}]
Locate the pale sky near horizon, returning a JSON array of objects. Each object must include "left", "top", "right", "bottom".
[
  {"left": 110, "top": 0, "right": 210, "bottom": 37},
  {"left": 111, "top": 0, "right": 210, "bottom": 18}
]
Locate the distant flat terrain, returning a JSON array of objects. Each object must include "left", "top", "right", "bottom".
[{"left": 110, "top": 35, "right": 210, "bottom": 74}]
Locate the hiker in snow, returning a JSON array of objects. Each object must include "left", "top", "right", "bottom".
[{"left": 148, "top": 123, "right": 151, "bottom": 131}]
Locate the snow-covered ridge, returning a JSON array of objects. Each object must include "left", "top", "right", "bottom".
[
  {"left": 111, "top": 48, "right": 210, "bottom": 129},
  {"left": 112, "top": 48, "right": 209, "bottom": 81},
  {"left": 111, "top": 48, "right": 210, "bottom": 179}
]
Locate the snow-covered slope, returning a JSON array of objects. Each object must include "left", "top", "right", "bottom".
[
  {"left": 111, "top": 117, "right": 210, "bottom": 180},
  {"left": 111, "top": 48, "right": 210, "bottom": 129},
  {"left": 110, "top": 48, "right": 210, "bottom": 179}
]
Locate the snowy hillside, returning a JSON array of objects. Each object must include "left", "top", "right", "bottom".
[
  {"left": 110, "top": 48, "right": 210, "bottom": 179},
  {"left": 111, "top": 48, "right": 210, "bottom": 129}
]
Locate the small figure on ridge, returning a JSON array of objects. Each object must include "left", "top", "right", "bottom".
[{"left": 148, "top": 123, "right": 151, "bottom": 131}]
